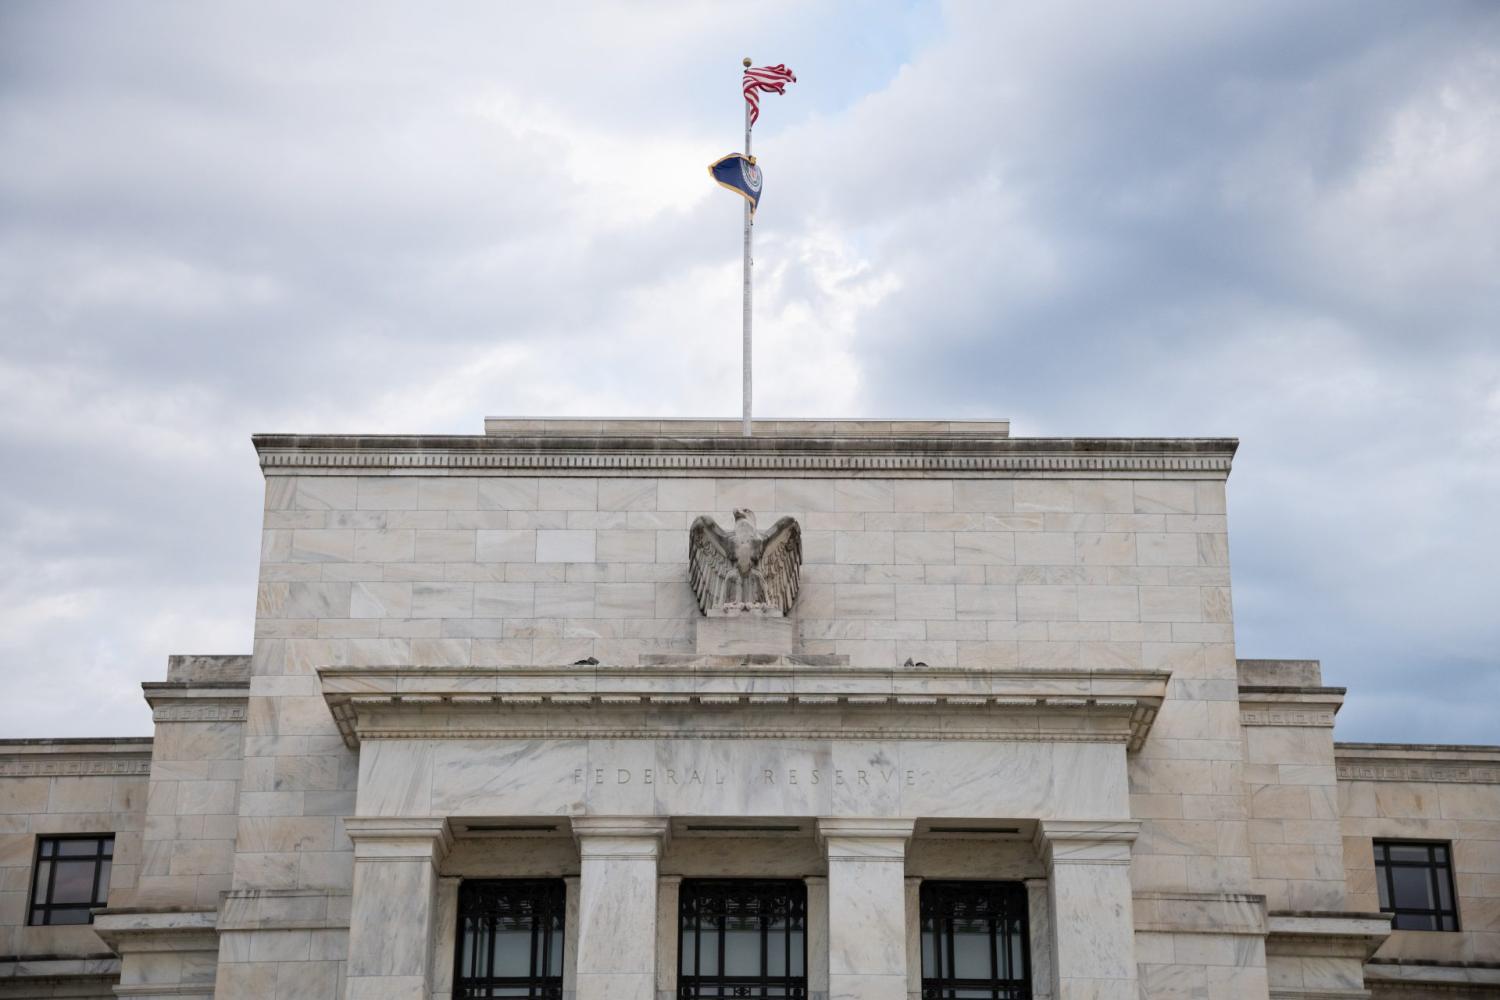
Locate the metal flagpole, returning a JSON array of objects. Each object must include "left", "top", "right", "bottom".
[{"left": 741, "top": 56, "right": 753, "bottom": 438}]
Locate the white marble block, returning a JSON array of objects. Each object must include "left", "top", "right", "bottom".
[
  {"left": 695, "top": 611, "right": 794, "bottom": 655},
  {"left": 343, "top": 817, "right": 453, "bottom": 1000},
  {"left": 1036, "top": 820, "right": 1139, "bottom": 1000},
  {"left": 574, "top": 817, "right": 670, "bottom": 1000},
  {"left": 818, "top": 818, "right": 914, "bottom": 1000}
]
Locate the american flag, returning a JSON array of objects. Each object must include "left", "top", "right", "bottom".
[{"left": 743, "top": 64, "right": 797, "bottom": 127}]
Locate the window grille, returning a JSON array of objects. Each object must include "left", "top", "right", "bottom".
[
  {"left": 453, "top": 879, "right": 566, "bottom": 999},
  {"left": 678, "top": 878, "right": 807, "bottom": 999},
  {"left": 919, "top": 880, "right": 1032, "bottom": 1000},
  {"left": 1374, "top": 841, "right": 1460, "bottom": 931},
  {"left": 28, "top": 835, "right": 113, "bottom": 926}
]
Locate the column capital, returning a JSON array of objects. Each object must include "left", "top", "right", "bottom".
[
  {"left": 345, "top": 816, "right": 454, "bottom": 865},
  {"left": 816, "top": 818, "right": 915, "bottom": 841},
  {"left": 571, "top": 816, "right": 670, "bottom": 858},
  {"left": 1033, "top": 820, "right": 1139, "bottom": 865}
]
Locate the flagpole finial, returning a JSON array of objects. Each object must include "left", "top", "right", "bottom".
[{"left": 743, "top": 57, "right": 752, "bottom": 67}]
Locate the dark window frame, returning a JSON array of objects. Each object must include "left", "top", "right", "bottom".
[
  {"left": 452, "top": 878, "right": 566, "bottom": 999},
  {"left": 678, "top": 878, "right": 808, "bottom": 999},
  {"left": 920, "top": 880, "right": 1032, "bottom": 1000},
  {"left": 1374, "top": 840, "right": 1460, "bottom": 932},
  {"left": 28, "top": 834, "right": 114, "bottom": 926}
]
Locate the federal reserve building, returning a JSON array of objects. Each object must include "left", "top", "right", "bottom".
[{"left": 2, "top": 418, "right": 1496, "bottom": 1000}]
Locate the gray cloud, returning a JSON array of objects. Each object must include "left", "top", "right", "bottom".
[{"left": 0, "top": 0, "right": 1495, "bottom": 742}]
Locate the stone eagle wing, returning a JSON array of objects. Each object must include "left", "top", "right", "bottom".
[
  {"left": 688, "top": 515, "right": 736, "bottom": 615},
  {"left": 757, "top": 517, "right": 802, "bottom": 615}
]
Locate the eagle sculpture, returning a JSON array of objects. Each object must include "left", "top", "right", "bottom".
[{"left": 688, "top": 509, "right": 802, "bottom": 616}]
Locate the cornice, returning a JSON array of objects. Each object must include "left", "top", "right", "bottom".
[
  {"left": 1239, "top": 686, "right": 1346, "bottom": 729},
  {"left": 253, "top": 433, "right": 1237, "bottom": 478},
  {"left": 1335, "top": 743, "right": 1500, "bottom": 784},
  {"left": 319, "top": 662, "right": 1168, "bottom": 752},
  {"left": 1265, "top": 911, "right": 1391, "bottom": 962},
  {"left": 91, "top": 908, "right": 219, "bottom": 954},
  {"left": 0, "top": 740, "right": 152, "bottom": 778},
  {"left": 142, "top": 681, "right": 250, "bottom": 724}
]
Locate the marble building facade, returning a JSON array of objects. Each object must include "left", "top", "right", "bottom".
[{"left": 0, "top": 419, "right": 1495, "bottom": 999}]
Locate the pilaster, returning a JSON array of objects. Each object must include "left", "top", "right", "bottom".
[
  {"left": 656, "top": 874, "right": 683, "bottom": 1000},
  {"left": 804, "top": 875, "right": 829, "bottom": 1000},
  {"left": 562, "top": 875, "right": 580, "bottom": 999},
  {"left": 904, "top": 876, "right": 922, "bottom": 999},
  {"left": 1034, "top": 820, "right": 1140, "bottom": 1000},
  {"left": 343, "top": 816, "right": 453, "bottom": 1000},
  {"left": 573, "top": 817, "right": 670, "bottom": 1000},
  {"left": 817, "top": 818, "right": 915, "bottom": 1000},
  {"left": 1024, "top": 877, "right": 1054, "bottom": 1000}
]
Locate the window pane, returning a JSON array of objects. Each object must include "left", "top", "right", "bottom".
[
  {"left": 491, "top": 922, "right": 530, "bottom": 976},
  {"left": 951, "top": 918, "right": 990, "bottom": 979},
  {"left": 767, "top": 928, "right": 785, "bottom": 977},
  {"left": 921, "top": 925, "right": 936, "bottom": 978},
  {"left": 547, "top": 925, "right": 563, "bottom": 977},
  {"left": 51, "top": 861, "right": 97, "bottom": 904},
  {"left": 32, "top": 863, "right": 50, "bottom": 904},
  {"left": 57, "top": 839, "right": 100, "bottom": 857},
  {"left": 789, "top": 926, "right": 804, "bottom": 976},
  {"left": 1008, "top": 920, "right": 1025, "bottom": 978},
  {"left": 723, "top": 914, "right": 759, "bottom": 976},
  {"left": 49, "top": 907, "right": 91, "bottom": 925},
  {"left": 699, "top": 916, "right": 718, "bottom": 975},
  {"left": 1386, "top": 844, "right": 1431, "bottom": 863},
  {"left": 1376, "top": 866, "right": 1389, "bottom": 909},
  {"left": 1437, "top": 870, "right": 1452, "bottom": 910},
  {"left": 1394, "top": 911, "right": 1437, "bottom": 931},
  {"left": 1391, "top": 866, "right": 1435, "bottom": 910},
  {"left": 97, "top": 861, "right": 111, "bottom": 902}
]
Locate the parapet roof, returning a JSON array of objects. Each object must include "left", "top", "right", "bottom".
[
  {"left": 254, "top": 418, "right": 1238, "bottom": 478},
  {"left": 481, "top": 418, "right": 1014, "bottom": 438}
]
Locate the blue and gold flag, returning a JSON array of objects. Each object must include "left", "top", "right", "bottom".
[{"left": 708, "top": 153, "right": 763, "bottom": 212}]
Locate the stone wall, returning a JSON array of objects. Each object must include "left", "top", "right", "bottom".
[
  {"left": 1238, "top": 659, "right": 1349, "bottom": 912},
  {"left": 235, "top": 424, "right": 1253, "bottom": 998},
  {"left": 1338, "top": 742, "right": 1500, "bottom": 987},
  {"left": 0, "top": 738, "right": 150, "bottom": 995},
  {"left": 135, "top": 654, "right": 250, "bottom": 909}
]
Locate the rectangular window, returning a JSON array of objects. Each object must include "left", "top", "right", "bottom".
[
  {"left": 29, "top": 835, "right": 114, "bottom": 926},
  {"left": 679, "top": 878, "right": 807, "bottom": 999},
  {"left": 920, "top": 880, "right": 1031, "bottom": 1000},
  {"left": 1374, "top": 840, "right": 1459, "bottom": 931},
  {"left": 453, "top": 879, "right": 566, "bottom": 999}
]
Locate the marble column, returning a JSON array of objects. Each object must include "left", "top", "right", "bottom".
[
  {"left": 817, "top": 818, "right": 915, "bottom": 1000},
  {"left": 573, "top": 817, "right": 670, "bottom": 1000},
  {"left": 656, "top": 875, "right": 683, "bottom": 1000},
  {"left": 1034, "top": 821, "right": 1140, "bottom": 1000},
  {"left": 804, "top": 875, "right": 829, "bottom": 1000},
  {"left": 1024, "top": 877, "right": 1054, "bottom": 1000},
  {"left": 343, "top": 817, "right": 454, "bottom": 1000}
]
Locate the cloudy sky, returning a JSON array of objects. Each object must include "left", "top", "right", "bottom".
[{"left": 1, "top": 1, "right": 1496, "bottom": 743}]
